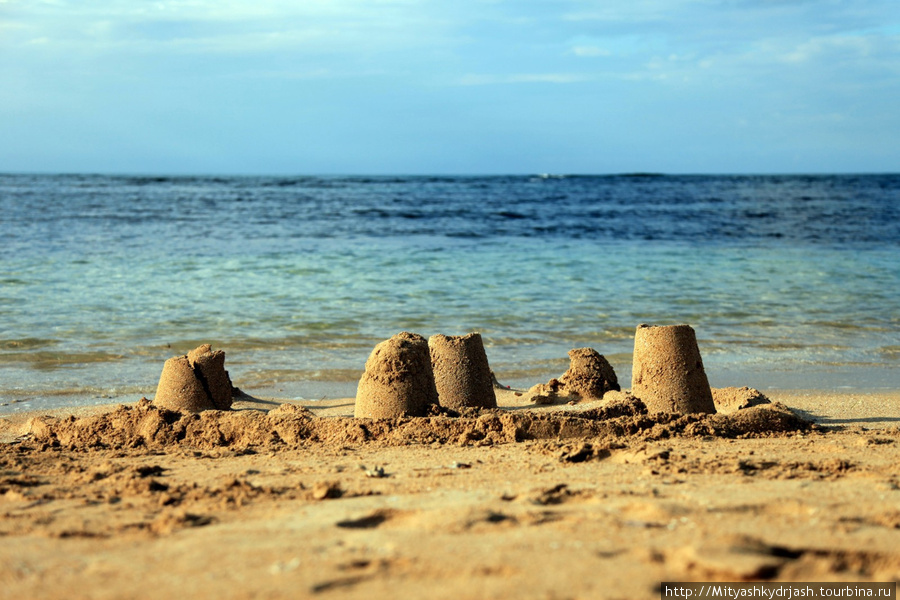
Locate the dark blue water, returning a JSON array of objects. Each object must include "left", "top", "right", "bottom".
[
  {"left": 5, "top": 174, "right": 899, "bottom": 246},
  {"left": 1, "top": 173, "right": 898, "bottom": 412}
]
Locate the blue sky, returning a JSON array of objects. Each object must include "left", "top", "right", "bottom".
[{"left": 1, "top": 0, "right": 898, "bottom": 174}]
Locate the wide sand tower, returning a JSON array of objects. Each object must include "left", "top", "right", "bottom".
[
  {"left": 355, "top": 332, "right": 439, "bottom": 418},
  {"left": 631, "top": 324, "right": 716, "bottom": 414},
  {"left": 428, "top": 332, "right": 497, "bottom": 410}
]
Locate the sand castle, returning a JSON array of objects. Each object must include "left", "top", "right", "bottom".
[
  {"left": 428, "top": 333, "right": 497, "bottom": 410},
  {"left": 148, "top": 325, "right": 724, "bottom": 420},
  {"left": 558, "top": 348, "right": 620, "bottom": 400},
  {"left": 153, "top": 344, "right": 233, "bottom": 413},
  {"left": 355, "top": 332, "right": 439, "bottom": 418},
  {"left": 631, "top": 324, "right": 716, "bottom": 414}
]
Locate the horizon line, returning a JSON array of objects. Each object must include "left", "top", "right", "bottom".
[{"left": 3, "top": 170, "right": 898, "bottom": 178}]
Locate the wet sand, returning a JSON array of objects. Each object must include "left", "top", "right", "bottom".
[{"left": 1, "top": 389, "right": 899, "bottom": 599}]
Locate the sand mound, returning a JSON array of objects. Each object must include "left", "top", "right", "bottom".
[
  {"left": 355, "top": 332, "right": 439, "bottom": 418},
  {"left": 525, "top": 349, "right": 619, "bottom": 405},
  {"left": 25, "top": 397, "right": 814, "bottom": 452},
  {"left": 712, "top": 387, "right": 772, "bottom": 413},
  {"left": 703, "top": 402, "right": 809, "bottom": 437},
  {"left": 568, "top": 393, "right": 648, "bottom": 420},
  {"left": 525, "top": 381, "right": 563, "bottom": 405},
  {"left": 631, "top": 324, "right": 716, "bottom": 415},
  {"left": 153, "top": 344, "right": 233, "bottom": 413},
  {"left": 558, "top": 348, "right": 620, "bottom": 400},
  {"left": 429, "top": 333, "right": 497, "bottom": 410}
]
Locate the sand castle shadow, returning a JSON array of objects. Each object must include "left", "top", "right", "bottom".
[
  {"left": 230, "top": 392, "right": 282, "bottom": 413},
  {"left": 814, "top": 415, "right": 900, "bottom": 425},
  {"left": 788, "top": 408, "right": 830, "bottom": 426},
  {"left": 788, "top": 407, "right": 900, "bottom": 427}
]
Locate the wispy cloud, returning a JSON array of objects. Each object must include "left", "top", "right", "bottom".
[
  {"left": 0, "top": 0, "right": 455, "bottom": 55},
  {"left": 457, "top": 72, "right": 595, "bottom": 85},
  {"left": 569, "top": 45, "right": 611, "bottom": 57}
]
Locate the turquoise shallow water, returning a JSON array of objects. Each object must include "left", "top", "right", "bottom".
[{"left": 1, "top": 174, "right": 898, "bottom": 413}]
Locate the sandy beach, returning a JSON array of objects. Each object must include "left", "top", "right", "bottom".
[{"left": 2, "top": 386, "right": 899, "bottom": 600}]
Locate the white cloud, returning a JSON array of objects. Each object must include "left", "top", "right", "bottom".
[
  {"left": 0, "top": 0, "right": 454, "bottom": 55},
  {"left": 781, "top": 35, "right": 879, "bottom": 64},
  {"left": 570, "top": 45, "right": 611, "bottom": 57},
  {"left": 457, "top": 72, "right": 594, "bottom": 85},
  {"left": 6, "top": 0, "right": 422, "bottom": 22}
]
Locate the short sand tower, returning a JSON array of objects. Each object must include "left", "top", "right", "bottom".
[
  {"left": 355, "top": 332, "right": 439, "bottom": 419},
  {"left": 631, "top": 324, "right": 716, "bottom": 415},
  {"left": 153, "top": 344, "right": 234, "bottom": 413},
  {"left": 428, "top": 332, "right": 497, "bottom": 410},
  {"left": 558, "top": 348, "right": 620, "bottom": 400}
]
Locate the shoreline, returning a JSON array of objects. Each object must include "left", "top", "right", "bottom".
[{"left": 4, "top": 388, "right": 900, "bottom": 435}]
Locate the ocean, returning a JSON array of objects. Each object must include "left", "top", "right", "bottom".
[{"left": 1, "top": 173, "right": 898, "bottom": 414}]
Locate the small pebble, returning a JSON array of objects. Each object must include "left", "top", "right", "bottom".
[{"left": 363, "top": 465, "right": 386, "bottom": 478}]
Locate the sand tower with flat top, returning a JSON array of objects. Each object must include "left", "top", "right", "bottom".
[
  {"left": 631, "top": 324, "right": 716, "bottom": 414},
  {"left": 428, "top": 332, "right": 497, "bottom": 410}
]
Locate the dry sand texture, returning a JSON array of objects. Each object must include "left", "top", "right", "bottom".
[{"left": 2, "top": 388, "right": 899, "bottom": 600}]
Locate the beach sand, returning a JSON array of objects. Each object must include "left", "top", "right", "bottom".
[{"left": 1, "top": 388, "right": 899, "bottom": 599}]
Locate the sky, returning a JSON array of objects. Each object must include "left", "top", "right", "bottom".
[{"left": 1, "top": 0, "right": 899, "bottom": 175}]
